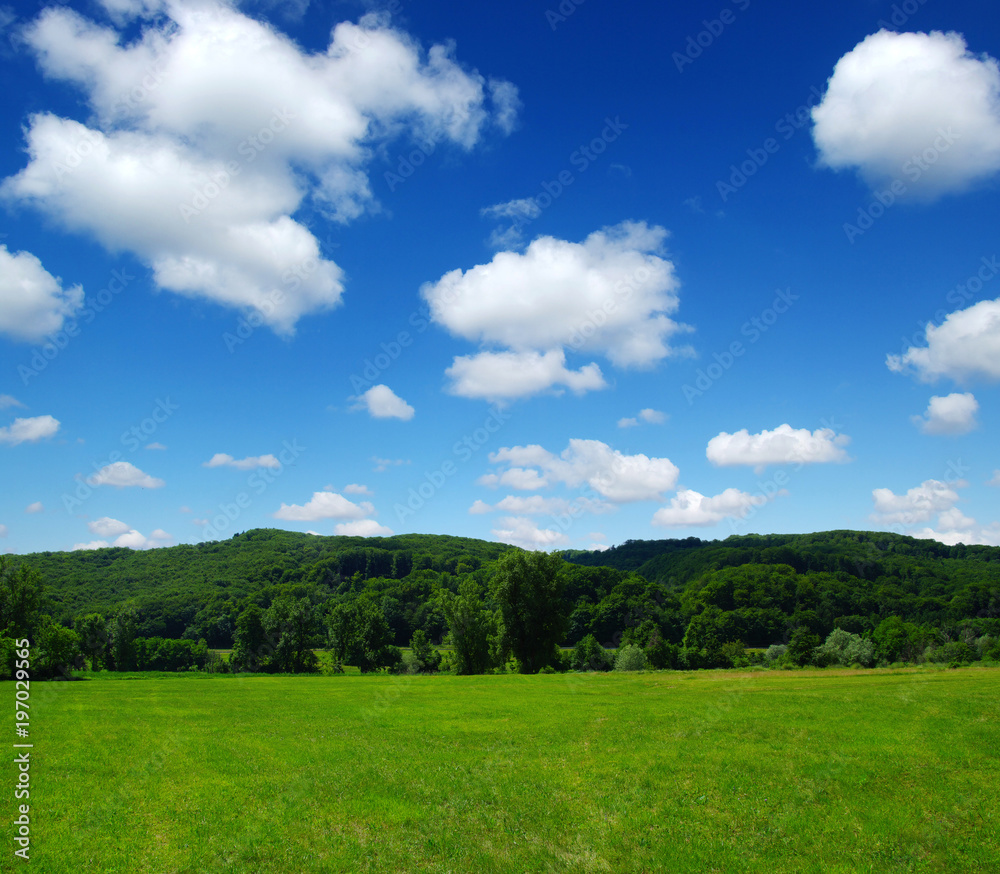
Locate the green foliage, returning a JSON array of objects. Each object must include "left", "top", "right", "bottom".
[
  {"left": 763, "top": 643, "right": 788, "bottom": 667},
  {"left": 0, "top": 556, "right": 47, "bottom": 641},
  {"left": 787, "top": 627, "right": 822, "bottom": 666},
  {"left": 230, "top": 605, "right": 268, "bottom": 672},
  {"left": 75, "top": 613, "right": 109, "bottom": 670},
  {"left": 439, "top": 578, "right": 495, "bottom": 675},
  {"left": 35, "top": 620, "right": 82, "bottom": 679},
  {"left": 406, "top": 629, "right": 441, "bottom": 674},
  {"left": 571, "top": 634, "right": 611, "bottom": 671},
  {"left": 265, "top": 595, "right": 320, "bottom": 674},
  {"left": 325, "top": 597, "right": 399, "bottom": 673},
  {"left": 614, "top": 643, "right": 646, "bottom": 672},
  {"left": 491, "top": 551, "right": 568, "bottom": 674},
  {"left": 813, "top": 628, "right": 875, "bottom": 668}
]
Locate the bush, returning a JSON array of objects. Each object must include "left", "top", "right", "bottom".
[
  {"left": 763, "top": 644, "right": 787, "bottom": 667},
  {"left": 614, "top": 644, "right": 646, "bottom": 672},
  {"left": 813, "top": 628, "right": 875, "bottom": 668},
  {"left": 571, "top": 634, "right": 611, "bottom": 672}
]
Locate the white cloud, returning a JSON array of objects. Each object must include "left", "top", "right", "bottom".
[
  {"left": 652, "top": 488, "right": 773, "bottom": 528},
  {"left": 0, "top": 415, "right": 61, "bottom": 445},
  {"left": 445, "top": 349, "right": 606, "bottom": 402},
  {"left": 0, "top": 395, "right": 25, "bottom": 409},
  {"left": 334, "top": 519, "right": 394, "bottom": 537},
  {"left": 468, "top": 499, "right": 493, "bottom": 514},
  {"left": 25, "top": 502, "right": 43, "bottom": 514},
  {"left": 351, "top": 384, "right": 415, "bottom": 420},
  {"left": 372, "top": 456, "right": 408, "bottom": 472},
  {"left": 706, "top": 424, "right": 851, "bottom": 472},
  {"left": 87, "top": 516, "right": 130, "bottom": 537},
  {"left": 87, "top": 461, "right": 165, "bottom": 488},
  {"left": 0, "top": 244, "right": 84, "bottom": 342},
  {"left": 619, "top": 407, "right": 666, "bottom": 428},
  {"left": 812, "top": 30, "right": 1000, "bottom": 197},
  {"left": 491, "top": 516, "right": 569, "bottom": 550},
  {"left": 273, "top": 490, "right": 374, "bottom": 521},
  {"left": 203, "top": 452, "right": 280, "bottom": 469},
  {"left": 989, "top": 470, "right": 1000, "bottom": 487},
  {"left": 422, "top": 222, "right": 689, "bottom": 400},
  {"left": 911, "top": 392, "right": 979, "bottom": 435},
  {"left": 72, "top": 539, "right": 109, "bottom": 551},
  {"left": 145, "top": 442, "right": 167, "bottom": 450},
  {"left": 2, "top": 4, "right": 515, "bottom": 334},
  {"left": 481, "top": 197, "right": 541, "bottom": 222},
  {"left": 485, "top": 438, "right": 679, "bottom": 503},
  {"left": 470, "top": 494, "right": 611, "bottom": 516},
  {"left": 0, "top": 525, "right": 6, "bottom": 539},
  {"left": 112, "top": 528, "right": 173, "bottom": 549},
  {"left": 870, "top": 478, "right": 962, "bottom": 525},
  {"left": 343, "top": 483, "right": 372, "bottom": 495},
  {"left": 887, "top": 298, "right": 1000, "bottom": 382}
]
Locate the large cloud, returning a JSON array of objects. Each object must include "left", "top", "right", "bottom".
[
  {"left": 706, "top": 425, "right": 851, "bottom": 471},
  {"left": 870, "top": 478, "right": 963, "bottom": 525},
  {"left": 484, "top": 438, "right": 679, "bottom": 503},
  {"left": 911, "top": 392, "right": 979, "bottom": 435},
  {"left": 887, "top": 298, "right": 1000, "bottom": 382},
  {"left": 812, "top": 30, "right": 1000, "bottom": 197},
  {"left": 2, "top": 3, "right": 516, "bottom": 333},
  {"left": 273, "top": 490, "right": 374, "bottom": 521},
  {"left": 651, "top": 488, "right": 773, "bottom": 528},
  {"left": 422, "top": 222, "right": 689, "bottom": 400},
  {"left": 0, "top": 245, "right": 83, "bottom": 342},
  {"left": 0, "top": 415, "right": 61, "bottom": 445}
]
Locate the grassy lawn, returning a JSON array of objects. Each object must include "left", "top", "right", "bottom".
[{"left": 5, "top": 666, "right": 999, "bottom": 872}]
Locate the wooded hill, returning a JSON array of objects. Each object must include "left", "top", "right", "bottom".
[{"left": 9, "top": 528, "right": 1000, "bottom": 658}]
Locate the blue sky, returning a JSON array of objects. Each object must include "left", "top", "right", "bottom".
[{"left": 1, "top": 0, "right": 999, "bottom": 554}]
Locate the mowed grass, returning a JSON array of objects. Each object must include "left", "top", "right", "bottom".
[{"left": 5, "top": 667, "right": 999, "bottom": 873}]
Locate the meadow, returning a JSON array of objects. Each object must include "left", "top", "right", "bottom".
[{"left": 5, "top": 667, "right": 999, "bottom": 873}]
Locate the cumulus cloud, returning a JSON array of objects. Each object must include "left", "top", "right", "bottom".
[
  {"left": 25, "top": 502, "right": 43, "bottom": 514},
  {"left": 334, "top": 519, "right": 393, "bottom": 537},
  {"left": 652, "top": 488, "right": 775, "bottom": 528},
  {"left": 887, "top": 298, "right": 1000, "bottom": 382},
  {"left": 706, "top": 424, "right": 851, "bottom": 472},
  {"left": 812, "top": 30, "right": 1000, "bottom": 197},
  {"left": 484, "top": 438, "right": 679, "bottom": 503},
  {"left": 870, "top": 478, "right": 963, "bottom": 525},
  {"left": 2, "top": 3, "right": 516, "bottom": 334},
  {"left": 87, "top": 516, "right": 130, "bottom": 537},
  {"left": 422, "top": 222, "right": 689, "bottom": 400},
  {"left": 351, "top": 384, "right": 415, "bottom": 420},
  {"left": 203, "top": 452, "right": 280, "bottom": 469},
  {"left": 343, "top": 483, "right": 372, "bottom": 495},
  {"left": 72, "top": 540, "right": 109, "bottom": 551},
  {"left": 618, "top": 407, "right": 666, "bottom": 428},
  {"left": 491, "top": 516, "right": 569, "bottom": 550},
  {"left": 0, "top": 415, "right": 61, "bottom": 445},
  {"left": 112, "top": 528, "right": 173, "bottom": 549},
  {"left": 0, "top": 245, "right": 84, "bottom": 343},
  {"left": 87, "top": 461, "right": 165, "bottom": 488},
  {"left": 911, "top": 392, "right": 979, "bottom": 434},
  {"left": 470, "top": 494, "right": 612, "bottom": 516},
  {"left": 273, "top": 490, "right": 374, "bottom": 521},
  {"left": 444, "top": 349, "right": 606, "bottom": 402}
]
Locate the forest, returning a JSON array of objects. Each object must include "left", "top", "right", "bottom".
[{"left": 2, "top": 528, "right": 999, "bottom": 678}]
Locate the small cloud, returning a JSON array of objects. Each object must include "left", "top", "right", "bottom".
[
  {"left": 0, "top": 524, "right": 7, "bottom": 538},
  {"left": 203, "top": 453, "right": 281, "bottom": 470},
  {"left": 911, "top": 392, "right": 979, "bottom": 435},
  {"left": 25, "top": 501, "right": 43, "bottom": 514},
  {"left": 0, "top": 415, "right": 60, "bottom": 446},
  {"left": 609, "top": 163, "right": 632, "bottom": 178},
  {"left": 179, "top": 506, "right": 192, "bottom": 513},
  {"left": 87, "top": 461, "right": 165, "bottom": 488},
  {"left": 372, "top": 456, "right": 409, "bottom": 472},
  {"left": 87, "top": 517, "right": 130, "bottom": 537},
  {"left": 618, "top": 408, "right": 667, "bottom": 428},
  {"left": 274, "top": 490, "right": 374, "bottom": 522},
  {"left": 72, "top": 540, "right": 109, "bottom": 551},
  {"left": 0, "top": 394, "right": 25, "bottom": 409},
  {"left": 988, "top": 470, "right": 1000, "bottom": 487},
  {"left": 617, "top": 417, "right": 638, "bottom": 429},
  {"left": 683, "top": 196, "right": 705, "bottom": 214},
  {"left": 334, "top": 519, "right": 394, "bottom": 537},
  {"left": 343, "top": 483, "right": 372, "bottom": 495},
  {"left": 145, "top": 442, "right": 167, "bottom": 450},
  {"left": 350, "top": 384, "right": 415, "bottom": 420},
  {"left": 468, "top": 499, "right": 493, "bottom": 514}
]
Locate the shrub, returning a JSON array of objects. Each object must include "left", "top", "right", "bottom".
[
  {"left": 763, "top": 644, "right": 787, "bottom": 667},
  {"left": 813, "top": 628, "right": 875, "bottom": 668},
  {"left": 614, "top": 644, "right": 646, "bottom": 672},
  {"left": 571, "top": 634, "right": 611, "bottom": 672}
]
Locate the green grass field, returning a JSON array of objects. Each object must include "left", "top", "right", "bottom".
[{"left": 5, "top": 667, "right": 999, "bottom": 872}]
